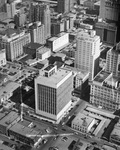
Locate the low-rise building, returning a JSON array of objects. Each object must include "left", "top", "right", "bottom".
[
  {"left": 0, "top": 111, "right": 20, "bottom": 135},
  {"left": 0, "top": 48, "right": 6, "bottom": 67},
  {"left": 110, "top": 121, "right": 120, "bottom": 145},
  {"left": 8, "top": 119, "right": 43, "bottom": 147},
  {"left": 36, "top": 46, "right": 51, "bottom": 61},
  {"left": 23, "top": 42, "right": 42, "bottom": 59},
  {"left": 90, "top": 70, "right": 120, "bottom": 111},
  {"left": 0, "top": 143, "right": 14, "bottom": 150},
  {"left": 0, "top": 81, "right": 20, "bottom": 104},
  {"left": 47, "top": 32, "right": 69, "bottom": 52},
  {"left": 71, "top": 113, "right": 95, "bottom": 134}
]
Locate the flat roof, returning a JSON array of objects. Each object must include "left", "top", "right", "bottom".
[
  {"left": 0, "top": 143, "right": 14, "bottom": 150},
  {"left": 111, "top": 126, "right": 120, "bottom": 139},
  {"left": 0, "top": 111, "right": 19, "bottom": 127},
  {"left": 9, "top": 119, "right": 41, "bottom": 141},
  {"left": 0, "top": 73, "right": 7, "bottom": 83},
  {"left": 36, "top": 68, "right": 72, "bottom": 88},
  {"left": 0, "top": 81, "right": 20, "bottom": 99},
  {"left": 85, "top": 106, "right": 115, "bottom": 119},
  {"left": 44, "top": 64, "right": 54, "bottom": 71},
  {"left": 65, "top": 66, "right": 89, "bottom": 79},
  {"left": 37, "top": 46, "right": 50, "bottom": 54},
  {"left": 53, "top": 52, "right": 66, "bottom": 58},
  {"left": 0, "top": 111, "right": 8, "bottom": 120},
  {"left": 94, "top": 71, "right": 111, "bottom": 83},
  {"left": 48, "top": 32, "right": 68, "bottom": 41},
  {"left": 72, "top": 113, "right": 94, "bottom": 127},
  {"left": 24, "top": 42, "right": 42, "bottom": 50}
]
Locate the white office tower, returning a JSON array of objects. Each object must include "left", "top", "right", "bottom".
[
  {"left": 106, "top": 42, "right": 120, "bottom": 77},
  {"left": 35, "top": 65, "right": 73, "bottom": 123},
  {"left": 75, "top": 30, "right": 100, "bottom": 81}
]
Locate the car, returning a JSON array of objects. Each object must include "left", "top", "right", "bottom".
[
  {"left": 61, "top": 136, "right": 68, "bottom": 142},
  {"left": 42, "top": 139, "right": 48, "bottom": 144},
  {"left": 62, "top": 128, "right": 66, "bottom": 131},
  {"left": 54, "top": 147, "right": 59, "bottom": 150},
  {"left": 74, "top": 132, "right": 78, "bottom": 135},
  {"left": 49, "top": 147, "right": 54, "bottom": 150}
]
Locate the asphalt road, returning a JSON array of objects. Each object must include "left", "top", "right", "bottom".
[{"left": 18, "top": 99, "right": 120, "bottom": 150}]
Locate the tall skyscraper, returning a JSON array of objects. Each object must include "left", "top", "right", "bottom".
[
  {"left": 29, "top": 21, "right": 45, "bottom": 45},
  {"left": 95, "top": 21, "right": 117, "bottom": 46},
  {"left": 6, "top": 0, "right": 22, "bottom": 18},
  {"left": 99, "top": 0, "right": 120, "bottom": 42},
  {"left": 57, "top": 0, "right": 75, "bottom": 13},
  {"left": 106, "top": 43, "right": 120, "bottom": 77},
  {"left": 100, "top": 0, "right": 120, "bottom": 22},
  {"left": 75, "top": 30, "right": 100, "bottom": 81},
  {"left": 35, "top": 65, "right": 73, "bottom": 122},
  {"left": 29, "top": 2, "right": 51, "bottom": 39},
  {"left": 90, "top": 43, "right": 120, "bottom": 111},
  {"left": 0, "top": 28, "right": 31, "bottom": 61}
]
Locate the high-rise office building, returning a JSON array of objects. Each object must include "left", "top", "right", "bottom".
[
  {"left": 6, "top": 0, "right": 22, "bottom": 18},
  {"left": 57, "top": 0, "right": 75, "bottom": 13},
  {"left": 14, "top": 13, "right": 26, "bottom": 28},
  {"left": 95, "top": 21, "right": 117, "bottom": 46},
  {"left": 75, "top": 30, "right": 100, "bottom": 81},
  {"left": 105, "top": 43, "right": 120, "bottom": 77},
  {"left": 35, "top": 65, "right": 73, "bottom": 122},
  {"left": 99, "top": 0, "right": 120, "bottom": 42},
  {"left": 57, "top": 0, "right": 69, "bottom": 13},
  {"left": 29, "top": 2, "right": 51, "bottom": 39},
  {"left": 90, "top": 43, "right": 120, "bottom": 111},
  {"left": 0, "top": 28, "right": 31, "bottom": 61},
  {"left": 100, "top": 0, "right": 120, "bottom": 22},
  {"left": 90, "top": 70, "right": 120, "bottom": 111},
  {"left": 29, "top": 21, "right": 45, "bottom": 45}
]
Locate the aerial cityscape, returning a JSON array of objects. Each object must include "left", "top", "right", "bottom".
[{"left": 0, "top": 0, "right": 120, "bottom": 150}]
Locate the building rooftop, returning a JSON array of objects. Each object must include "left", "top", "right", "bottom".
[
  {"left": 48, "top": 32, "right": 68, "bottom": 41},
  {"left": 0, "top": 143, "right": 14, "bottom": 150},
  {"left": 77, "top": 30, "right": 100, "bottom": 41},
  {"left": 9, "top": 119, "right": 41, "bottom": 141},
  {"left": 36, "top": 67, "right": 72, "bottom": 88},
  {"left": 111, "top": 125, "right": 120, "bottom": 139},
  {"left": 44, "top": 64, "right": 54, "bottom": 71},
  {"left": 94, "top": 70, "right": 111, "bottom": 83},
  {"left": 37, "top": 46, "right": 50, "bottom": 54},
  {"left": 0, "top": 111, "right": 19, "bottom": 127},
  {"left": 0, "top": 81, "right": 20, "bottom": 99},
  {"left": 0, "top": 111, "right": 8, "bottom": 120},
  {"left": 24, "top": 42, "right": 42, "bottom": 50},
  {"left": 72, "top": 113, "right": 94, "bottom": 128},
  {"left": 65, "top": 66, "right": 89, "bottom": 80},
  {"left": 0, "top": 73, "right": 7, "bottom": 84},
  {"left": 53, "top": 52, "right": 66, "bottom": 58}
]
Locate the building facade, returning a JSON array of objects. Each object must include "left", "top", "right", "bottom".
[
  {"left": 71, "top": 113, "right": 95, "bottom": 134},
  {"left": 57, "top": 0, "right": 76, "bottom": 13},
  {"left": 0, "top": 48, "right": 6, "bottom": 67},
  {"left": 0, "top": 28, "right": 31, "bottom": 61},
  {"left": 75, "top": 30, "right": 100, "bottom": 81},
  {"left": 29, "top": 22, "right": 45, "bottom": 45},
  {"left": 99, "top": 0, "right": 120, "bottom": 22},
  {"left": 105, "top": 43, "right": 120, "bottom": 77},
  {"left": 90, "top": 70, "right": 120, "bottom": 111},
  {"left": 95, "top": 21, "right": 117, "bottom": 46},
  {"left": 29, "top": 2, "right": 51, "bottom": 39},
  {"left": 35, "top": 66, "right": 73, "bottom": 122}
]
